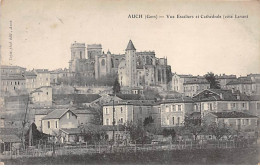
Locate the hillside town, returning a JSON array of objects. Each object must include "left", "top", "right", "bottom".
[{"left": 0, "top": 40, "right": 260, "bottom": 159}]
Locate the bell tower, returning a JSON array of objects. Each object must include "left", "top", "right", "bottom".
[{"left": 125, "top": 40, "right": 137, "bottom": 87}]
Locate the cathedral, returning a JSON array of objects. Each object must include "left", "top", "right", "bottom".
[{"left": 68, "top": 40, "right": 171, "bottom": 90}]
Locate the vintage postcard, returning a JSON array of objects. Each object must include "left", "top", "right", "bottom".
[{"left": 0, "top": 0, "right": 259, "bottom": 165}]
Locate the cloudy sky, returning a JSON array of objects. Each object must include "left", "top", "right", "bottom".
[{"left": 1, "top": 0, "right": 260, "bottom": 76}]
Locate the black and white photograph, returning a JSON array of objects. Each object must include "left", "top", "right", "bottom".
[{"left": 0, "top": 0, "right": 259, "bottom": 165}]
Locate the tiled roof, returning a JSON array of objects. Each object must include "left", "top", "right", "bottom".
[
  {"left": 34, "top": 109, "right": 54, "bottom": 115},
  {"left": 161, "top": 97, "right": 194, "bottom": 104},
  {"left": 24, "top": 71, "right": 37, "bottom": 77},
  {"left": 0, "top": 135, "right": 21, "bottom": 142},
  {"left": 248, "top": 95, "right": 260, "bottom": 101},
  {"left": 34, "top": 69, "right": 49, "bottom": 73},
  {"left": 183, "top": 79, "right": 209, "bottom": 85},
  {"left": 53, "top": 94, "right": 101, "bottom": 104},
  {"left": 125, "top": 40, "right": 136, "bottom": 50},
  {"left": 210, "top": 111, "right": 257, "bottom": 118},
  {"left": 0, "top": 127, "right": 21, "bottom": 136},
  {"left": 216, "top": 75, "right": 236, "bottom": 79},
  {"left": 226, "top": 80, "right": 252, "bottom": 85},
  {"left": 115, "top": 94, "right": 141, "bottom": 100},
  {"left": 73, "top": 108, "right": 96, "bottom": 114},
  {"left": 60, "top": 128, "right": 82, "bottom": 135},
  {"left": 104, "top": 100, "right": 155, "bottom": 106},
  {"left": 42, "top": 109, "right": 77, "bottom": 120},
  {"left": 1, "top": 75, "right": 25, "bottom": 80},
  {"left": 193, "top": 89, "right": 250, "bottom": 101},
  {"left": 1, "top": 65, "right": 26, "bottom": 70}
]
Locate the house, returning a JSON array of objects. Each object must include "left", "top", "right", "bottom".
[
  {"left": 59, "top": 128, "right": 85, "bottom": 143},
  {"left": 0, "top": 128, "right": 22, "bottom": 153},
  {"left": 31, "top": 86, "right": 52, "bottom": 106},
  {"left": 34, "top": 108, "right": 54, "bottom": 131},
  {"left": 73, "top": 108, "right": 96, "bottom": 125},
  {"left": 33, "top": 69, "right": 51, "bottom": 88},
  {"left": 183, "top": 79, "right": 210, "bottom": 97},
  {"left": 248, "top": 95, "right": 260, "bottom": 118},
  {"left": 1, "top": 75, "right": 27, "bottom": 95},
  {"left": 59, "top": 125, "right": 129, "bottom": 143},
  {"left": 215, "top": 74, "right": 237, "bottom": 89},
  {"left": 193, "top": 89, "right": 250, "bottom": 118},
  {"left": 102, "top": 100, "right": 156, "bottom": 126},
  {"left": 159, "top": 97, "right": 194, "bottom": 127},
  {"left": 24, "top": 71, "right": 37, "bottom": 92},
  {"left": 204, "top": 111, "right": 258, "bottom": 137},
  {"left": 171, "top": 74, "right": 197, "bottom": 93},
  {"left": 41, "top": 109, "right": 78, "bottom": 135}
]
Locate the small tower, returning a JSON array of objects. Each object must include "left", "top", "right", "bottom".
[
  {"left": 71, "top": 41, "right": 86, "bottom": 60},
  {"left": 125, "top": 40, "right": 137, "bottom": 88}
]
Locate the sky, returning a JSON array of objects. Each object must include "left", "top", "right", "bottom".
[{"left": 1, "top": 0, "right": 260, "bottom": 76}]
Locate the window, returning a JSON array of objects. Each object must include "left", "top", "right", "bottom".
[
  {"left": 46, "top": 92, "right": 48, "bottom": 95},
  {"left": 105, "top": 108, "right": 109, "bottom": 114},
  {"left": 80, "top": 51, "right": 82, "bottom": 59},
  {"left": 166, "top": 105, "right": 169, "bottom": 112},
  {"left": 101, "top": 59, "right": 105, "bottom": 66},
  {"left": 209, "top": 103, "right": 213, "bottom": 111},
  {"left": 67, "top": 112, "right": 70, "bottom": 119},
  {"left": 172, "top": 105, "right": 175, "bottom": 111},
  {"left": 48, "top": 121, "right": 50, "bottom": 128},
  {"left": 55, "top": 121, "right": 58, "bottom": 128},
  {"left": 120, "top": 107, "right": 123, "bottom": 113},
  {"left": 172, "top": 117, "right": 174, "bottom": 125},
  {"left": 177, "top": 117, "right": 180, "bottom": 125},
  {"left": 178, "top": 105, "right": 182, "bottom": 111},
  {"left": 120, "top": 118, "right": 123, "bottom": 123},
  {"left": 257, "top": 103, "right": 260, "bottom": 110},
  {"left": 231, "top": 103, "right": 236, "bottom": 108}
]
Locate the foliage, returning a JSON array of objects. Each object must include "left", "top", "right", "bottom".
[
  {"left": 205, "top": 72, "right": 221, "bottom": 89},
  {"left": 112, "top": 77, "right": 121, "bottom": 94},
  {"left": 78, "top": 125, "right": 108, "bottom": 144},
  {"left": 25, "top": 123, "right": 49, "bottom": 146},
  {"left": 162, "top": 128, "right": 176, "bottom": 140},
  {"left": 206, "top": 122, "right": 230, "bottom": 140},
  {"left": 126, "top": 121, "right": 151, "bottom": 144},
  {"left": 184, "top": 117, "right": 205, "bottom": 142},
  {"left": 142, "top": 88, "right": 162, "bottom": 101},
  {"left": 143, "top": 116, "right": 154, "bottom": 127}
]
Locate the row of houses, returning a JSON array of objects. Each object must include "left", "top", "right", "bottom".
[
  {"left": 171, "top": 73, "right": 260, "bottom": 97},
  {"left": 102, "top": 89, "right": 259, "bottom": 136}
]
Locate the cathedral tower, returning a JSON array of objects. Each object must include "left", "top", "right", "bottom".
[
  {"left": 125, "top": 40, "right": 137, "bottom": 88},
  {"left": 71, "top": 42, "right": 86, "bottom": 60}
]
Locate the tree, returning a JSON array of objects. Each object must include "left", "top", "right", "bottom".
[
  {"left": 126, "top": 121, "right": 150, "bottom": 145},
  {"left": 207, "top": 122, "right": 229, "bottom": 140},
  {"left": 205, "top": 72, "right": 220, "bottom": 89},
  {"left": 143, "top": 116, "right": 154, "bottom": 127},
  {"left": 162, "top": 128, "right": 176, "bottom": 140},
  {"left": 184, "top": 117, "right": 205, "bottom": 142},
  {"left": 112, "top": 77, "right": 121, "bottom": 94}
]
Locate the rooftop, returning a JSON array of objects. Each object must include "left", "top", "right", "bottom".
[
  {"left": 210, "top": 111, "right": 257, "bottom": 118},
  {"left": 125, "top": 40, "right": 136, "bottom": 51},
  {"left": 42, "top": 109, "right": 77, "bottom": 120}
]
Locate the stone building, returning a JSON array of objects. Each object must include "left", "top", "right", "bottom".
[{"left": 118, "top": 40, "right": 170, "bottom": 90}]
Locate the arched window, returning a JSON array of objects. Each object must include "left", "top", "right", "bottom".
[{"left": 101, "top": 59, "right": 105, "bottom": 66}]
